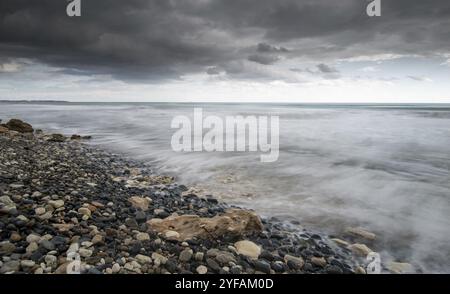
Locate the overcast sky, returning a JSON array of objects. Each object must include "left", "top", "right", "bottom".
[{"left": 1, "top": 0, "right": 450, "bottom": 102}]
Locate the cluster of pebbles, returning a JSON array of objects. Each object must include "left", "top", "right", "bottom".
[{"left": 0, "top": 119, "right": 411, "bottom": 274}]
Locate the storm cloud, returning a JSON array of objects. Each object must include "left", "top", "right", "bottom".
[{"left": 0, "top": 0, "right": 449, "bottom": 82}]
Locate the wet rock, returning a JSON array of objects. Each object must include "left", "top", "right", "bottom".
[
  {"left": 5, "top": 119, "right": 34, "bottom": 133},
  {"left": 344, "top": 227, "right": 376, "bottom": 241},
  {"left": 311, "top": 256, "right": 327, "bottom": 268},
  {"left": 148, "top": 209, "right": 263, "bottom": 241},
  {"left": 387, "top": 262, "right": 413, "bottom": 274},
  {"left": 46, "top": 134, "right": 66, "bottom": 142},
  {"left": 348, "top": 243, "right": 372, "bottom": 257}
]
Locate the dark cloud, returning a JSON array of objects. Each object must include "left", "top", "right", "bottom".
[
  {"left": 257, "top": 43, "right": 289, "bottom": 53},
  {"left": 0, "top": 0, "right": 449, "bottom": 82},
  {"left": 248, "top": 54, "right": 280, "bottom": 65},
  {"left": 317, "top": 63, "right": 339, "bottom": 73}
]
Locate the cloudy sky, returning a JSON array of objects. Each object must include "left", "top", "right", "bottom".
[{"left": 0, "top": 0, "right": 449, "bottom": 102}]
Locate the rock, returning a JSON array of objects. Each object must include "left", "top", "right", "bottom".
[
  {"left": 45, "top": 255, "right": 58, "bottom": 267},
  {"left": 196, "top": 265, "right": 208, "bottom": 274},
  {"left": 35, "top": 207, "right": 46, "bottom": 215},
  {"left": 355, "top": 266, "right": 367, "bottom": 274},
  {"left": 206, "top": 258, "right": 221, "bottom": 272},
  {"left": 52, "top": 223, "right": 74, "bottom": 232},
  {"left": 255, "top": 260, "right": 271, "bottom": 274},
  {"left": 194, "top": 252, "right": 204, "bottom": 261},
  {"left": 20, "top": 260, "right": 36, "bottom": 268},
  {"left": 136, "top": 232, "right": 150, "bottom": 241},
  {"left": 387, "top": 262, "right": 413, "bottom": 274},
  {"left": 215, "top": 252, "right": 237, "bottom": 265},
  {"left": 0, "top": 260, "right": 20, "bottom": 273},
  {"left": 147, "top": 209, "right": 263, "bottom": 241},
  {"left": 0, "top": 125, "right": 9, "bottom": 134},
  {"left": 26, "top": 234, "right": 41, "bottom": 244},
  {"left": 348, "top": 243, "right": 373, "bottom": 257},
  {"left": 234, "top": 240, "right": 261, "bottom": 259},
  {"left": 135, "top": 254, "right": 152, "bottom": 265},
  {"left": 79, "top": 248, "right": 93, "bottom": 258},
  {"left": 40, "top": 239, "right": 55, "bottom": 251},
  {"left": 48, "top": 200, "right": 65, "bottom": 209},
  {"left": 311, "top": 256, "right": 327, "bottom": 267},
  {"left": 92, "top": 234, "right": 103, "bottom": 245},
  {"left": 331, "top": 238, "right": 349, "bottom": 247},
  {"left": 47, "top": 134, "right": 66, "bottom": 142},
  {"left": 152, "top": 252, "right": 168, "bottom": 265},
  {"left": 111, "top": 263, "right": 121, "bottom": 273},
  {"left": 0, "top": 241, "right": 16, "bottom": 254},
  {"left": 164, "top": 230, "right": 180, "bottom": 240},
  {"left": 38, "top": 211, "right": 53, "bottom": 220},
  {"left": 0, "top": 196, "right": 16, "bottom": 213},
  {"left": 129, "top": 196, "right": 151, "bottom": 211},
  {"left": 78, "top": 207, "right": 91, "bottom": 218},
  {"left": 5, "top": 119, "right": 34, "bottom": 133},
  {"left": 284, "top": 255, "right": 304, "bottom": 269},
  {"left": 26, "top": 242, "right": 39, "bottom": 253},
  {"left": 10, "top": 232, "right": 22, "bottom": 242},
  {"left": 344, "top": 227, "right": 376, "bottom": 241},
  {"left": 179, "top": 249, "right": 193, "bottom": 262}
]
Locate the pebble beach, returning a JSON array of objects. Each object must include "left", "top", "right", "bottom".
[{"left": 0, "top": 119, "right": 411, "bottom": 274}]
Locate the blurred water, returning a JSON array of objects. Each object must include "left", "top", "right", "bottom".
[{"left": 1, "top": 102, "right": 450, "bottom": 273}]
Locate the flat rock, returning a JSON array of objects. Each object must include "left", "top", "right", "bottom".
[
  {"left": 147, "top": 209, "right": 263, "bottom": 241},
  {"left": 234, "top": 240, "right": 261, "bottom": 259}
]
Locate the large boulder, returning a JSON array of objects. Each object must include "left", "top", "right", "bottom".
[
  {"left": 5, "top": 119, "right": 34, "bottom": 133},
  {"left": 147, "top": 209, "right": 263, "bottom": 241}
]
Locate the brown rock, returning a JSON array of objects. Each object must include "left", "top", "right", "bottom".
[
  {"left": 47, "top": 133, "right": 66, "bottom": 142},
  {"left": 0, "top": 125, "right": 9, "bottom": 134},
  {"left": 129, "top": 196, "right": 151, "bottom": 211},
  {"left": 348, "top": 243, "right": 373, "bottom": 256},
  {"left": 311, "top": 256, "right": 327, "bottom": 267},
  {"left": 344, "top": 227, "right": 376, "bottom": 241},
  {"left": 147, "top": 209, "right": 263, "bottom": 241},
  {"left": 5, "top": 119, "right": 34, "bottom": 133}
]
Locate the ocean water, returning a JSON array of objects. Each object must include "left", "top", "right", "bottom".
[{"left": 1, "top": 102, "right": 450, "bottom": 273}]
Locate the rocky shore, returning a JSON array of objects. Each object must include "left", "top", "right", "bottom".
[{"left": 0, "top": 119, "right": 405, "bottom": 274}]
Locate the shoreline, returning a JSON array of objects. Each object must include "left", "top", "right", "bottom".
[{"left": 0, "top": 119, "right": 410, "bottom": 274}]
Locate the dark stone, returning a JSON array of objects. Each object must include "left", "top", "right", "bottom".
[
  {"left": 254, "top": 260, "right": 271, "bottom": 274},
  {"left": 206, "top": 258, "right": 221, "bottom": 272}
]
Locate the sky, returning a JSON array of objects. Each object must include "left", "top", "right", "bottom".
[{"left": 0, "top": 0, "right": 449, "bottom": 103}]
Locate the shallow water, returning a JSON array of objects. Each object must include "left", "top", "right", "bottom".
[{"left": 1, "top": 102, "right": 450, "bottom": 273}]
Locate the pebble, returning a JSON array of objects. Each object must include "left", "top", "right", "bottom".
[
  {"left": 136, "top": 232, "right": 150, "bottom": 241},
  {"left": 78, "top": 207, "right": 91, "bottom": 218},
  {"left": 194, "top": 252, "right": 204, "bottom": 261},
  {"left": 35, "top": 207, "right": 46, "bottom": 215},
  {"left": 348, "top": 243, "right": 373, "bottom": 256},
  {"left": 164, "top": 230, "right": 180, "bottom": 240},
  {"left": 179, "top": 249, "right": 193, "bottom": 262},
  {"left": 111, "top": 263, "right": 121, "bottom": 273},
  {"left": 79, "top": 248, "right": 93, "bottom": 257},
  {"left": 284, "top": 255, "right": 304, "bottom": 269},
  {"left": 311, "top": 256, "right": 327, "bottom": 267},
  {"left": 196, "top": 265, "right": 208, "bottom": 274},
  {"left": 135, "top": 254, "right": 152, "bottom": 265},
  {"left": 234, "top": 240, "right": 261, "bottom": 259}
]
